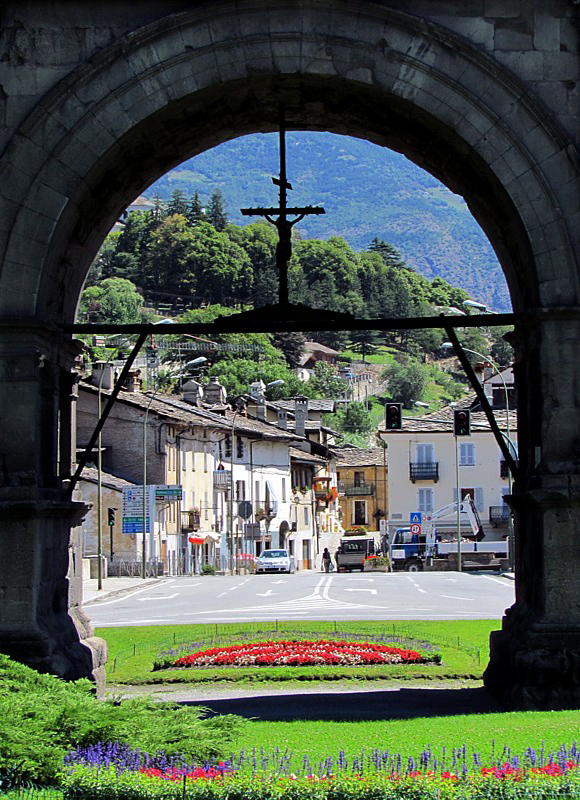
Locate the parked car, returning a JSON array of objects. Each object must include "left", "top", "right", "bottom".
[{"left": 255, "top": 549, "right": 295, "bottom": 574}]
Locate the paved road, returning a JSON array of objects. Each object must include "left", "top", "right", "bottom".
[{"left": 85, "top": 571, "right": 514, "bottom": 627}]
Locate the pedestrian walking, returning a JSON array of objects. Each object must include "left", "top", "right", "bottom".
[{"left": 322, "top": 547, "right": 331, "bottom": 573}]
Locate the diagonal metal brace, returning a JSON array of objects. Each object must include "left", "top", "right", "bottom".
[
  {"left": 67, "top": 332, "right": 148, "bottom": 497},
  {"left": 442, "top": 319, "right": 519, "bottom": 483}
]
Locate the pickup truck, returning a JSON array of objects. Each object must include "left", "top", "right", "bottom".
[{"left": 335, "top": 535, "right": 379, "bottom": 572}]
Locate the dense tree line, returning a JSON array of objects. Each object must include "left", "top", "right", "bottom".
[{"left": 85, "top": 190, "right": 470, "bottom": 336}]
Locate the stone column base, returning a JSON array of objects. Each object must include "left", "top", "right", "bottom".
[{"left": 484, "top": 613, "right": 580, "bottom": 709}]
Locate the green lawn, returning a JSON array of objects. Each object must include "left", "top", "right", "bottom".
[
  {"left": 97, "top": 620, "right": 495, "bottom": 684},
  {"left": 97, "top": 620, "right": 580, "bottom": 769},
  {"left": 234, "top": 712, "right": 580, "bottom": 766}
]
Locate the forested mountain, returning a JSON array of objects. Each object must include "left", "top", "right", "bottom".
[{"left": 147, "top": 132, "right": 510, "bottom": 312}]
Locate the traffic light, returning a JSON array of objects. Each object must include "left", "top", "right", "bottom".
[
  {"left": 107, "top": 507, "right": 117, "bottom": 526},
  {"left": 454, "top": 409, "right": 471, "bottom": 436},
  {"left": 385, "top": 402, "right": 402, "bottom": 430}
]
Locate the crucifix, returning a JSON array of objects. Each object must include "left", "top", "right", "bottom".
[{"left": 241, "top": 106, "right": 325, "bottom": 306}]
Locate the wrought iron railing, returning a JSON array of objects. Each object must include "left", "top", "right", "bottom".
[
  {"left": 338, "top": 481, "right": 375, "bottom": 496},
  {"left": 489, "top": 505, "right": 510, "bottom": 526},
  {"left": 409, "top": 462, "right": 439, "bottom": 482}
]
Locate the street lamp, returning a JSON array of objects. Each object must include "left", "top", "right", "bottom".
[
  {"left": 463, "top": 299, "right": 488, "bottom": 312},
  {"left": 442, "top": 342, "right": 515, "bottom": 569}
]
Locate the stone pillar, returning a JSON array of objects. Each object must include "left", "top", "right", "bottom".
[
  {"left": 0, "top": 324, "right": 106, "bottom": 688},
  {"left": 484, "top": 312, "right": 580, "bottom": 709}
]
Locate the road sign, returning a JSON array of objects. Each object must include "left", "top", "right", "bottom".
[
  {"left": 410, "top": 512, "right": 422, "bottom": 524},
  {"left": 238, "top": 501, "right": 253, "bottom": 519},
  {"left": 410, "top": 523, "right": 421, "bottom": 535},
  {"left": 154, "top": 485, "right": 183, "bottom": 501}
]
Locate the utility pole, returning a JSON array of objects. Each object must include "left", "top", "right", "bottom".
[{"left": 241, "top": 106, "right": 325, "bottom": 306}]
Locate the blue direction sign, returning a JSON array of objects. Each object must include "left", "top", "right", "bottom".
[{"left": 410, "top": 512, "right": 422, "bottom": 525}]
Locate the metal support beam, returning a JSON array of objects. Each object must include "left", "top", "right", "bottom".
[
  {"left": 67, "top": 332, "right": 148, "bottom": 496},
  {"left": 442, "top": 319, "right": 519, "bottom": 482},
  {"left": 62, "top": 311, "right": 517, "bottom": 336}
]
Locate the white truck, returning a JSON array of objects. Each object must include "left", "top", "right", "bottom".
[{"left": 390, "top": 495, "right": 508, "bottom": 571}]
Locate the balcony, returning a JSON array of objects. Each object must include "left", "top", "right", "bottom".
[
  {"left": 338, "top": 481, "right": 375, "bottom": 496},
  {"left": 409, "top": 462, "right": 439, "bottom": 482},
  {"left": 181, "top": 509, "right": 201, "bottom": 532},
  {"left": 213, "top": 470, "right": 232, "bottom": 490},
  {"left": 255, "top": 500, "right": 278, "bottom": 520},
  {"left": 489, "top": 505, "right": 510, "bottom": 527}
]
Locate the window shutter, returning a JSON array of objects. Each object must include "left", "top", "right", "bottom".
[
  {"left": 475, "top": 487, "right": 484, "bottom": 512},
  {"left": 417, "top": 444, "right": 434, "bottom": 464},
  {"left": 460, "top": 443, "right": 475, "bottom": 465}
]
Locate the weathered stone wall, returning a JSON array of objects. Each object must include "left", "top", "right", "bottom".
[{"left": 0, "top": 0, "right": 578, "bottom": 705}]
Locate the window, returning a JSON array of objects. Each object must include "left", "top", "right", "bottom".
[
  {"left": 459, "top": 443, "right": 475, "bottom": 466},
  {"left": 454, "top": 487, "right": 484, "bottom": 512},
  {"left": 304, "top": 506, "right": 309, "bottom": 526},
  {"left": 354, "top": 471, "right": 364, "bottom": 487},
  {"left": 354, "top": 500, "right": 367, "bottom": 525},
  {"left": 416, "top": 443, "right": 434, "bottom": 463},
  {"left": 204, "top": 492, "right": 209, "bottom": 520},
  {"left": 203, "top": 445, "right": 208, "bottom": 472},
  {"left": 235, "top": 480, "right": 245, "bottom": 501},
  {"left": 418, "top": 488, "right": 434, "bottom": 513},
  {"left": 255, "top": 480, "right": 260, "bottom": 505},
  {"left": 282, "top": 478, "right": 286, "bottom": 502}
]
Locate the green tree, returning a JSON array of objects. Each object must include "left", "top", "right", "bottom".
[
  {"left": 187, "top": 190, "right": 204, "bottom": 225},
  {"left": 334, "top": 401, "right": 374, "bottom": 434},
  {"left": 79, "top": 278, "right": 143, "bottom": 324},
  {"left": 167, "top": 189, "right": 188, "bottom": 217},
  {"left": 490, "top": 326, "right": 514, "bottom": 367},
  {"left": 143, "top": 214, "right": 197, "bottom": 297},
  {"left": 239, "top": 221, "right": 279, "bottom": 306},
  {"left": 272, "top": 331, "right": 306, "bottom": 369},
  {"left": 382, "top": 359, "right": 429, "bottom": 408},
  {"left": 369, "top": 238, "right": 409, "bottom": 270},
  {"left": 309, "top": 361, "right": 348, "bottom": 400},
  {"left": 349, "top": 329, "right": 382, "bottom": 361},
  {"left": 184, "top": 222, "right": 253, "bottom": 306},
  {"left": 207, "top": 189, "right": 228, "bottom": 231}
]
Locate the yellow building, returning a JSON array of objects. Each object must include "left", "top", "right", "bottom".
[{"left": 332, "top": 446, "right": 388, "bottom": 532}]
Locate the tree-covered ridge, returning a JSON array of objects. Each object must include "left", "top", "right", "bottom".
[
  {"left": 85, "top": 205, "right": 470, "bottom": 327},
  {"left": 147, "top": 132, "right": 509, "bottom": 311}
]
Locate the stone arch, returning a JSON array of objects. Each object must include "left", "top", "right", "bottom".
[
  {"left": 0, "top": 1, "right": 578, "bottom": 706},
  {"left": 0, "top": 3, "right": 576, "bottom": 322}
]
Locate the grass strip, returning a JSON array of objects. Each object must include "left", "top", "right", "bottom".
[{"left": 97, "top": 619, "right": 494, "bottom": 684}]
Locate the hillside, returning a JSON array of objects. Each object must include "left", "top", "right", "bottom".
[{"left": 148, "top": 132, "right": 510, "bottom": 312}]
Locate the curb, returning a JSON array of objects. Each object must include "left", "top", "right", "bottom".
[{"left": 83, "top": 577, "right": 163, "bottom": 605}]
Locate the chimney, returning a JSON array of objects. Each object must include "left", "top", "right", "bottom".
[
  {"left": 91, "top": 361, "right": 114, "bottom": 390},
  {"left": 256, "top": 397, "right": 266, "bottom": 421},
  {"left": 203, "top": 376, "right": 227, "bottom": 406},
  {"left": 250, "top": 380, "right": 266, "bottom": 400},
  {"left": 277, "top": 408, "right": 287, "bottom": 429},
  {"left": 294, "top": 395, "right": 308, "bottom": 437},
  {"left": 122, "top": 369, "right": 141, "bottom": 393},
  {"left": 182, "top": 378, "right": 204, "bottom": 406}
]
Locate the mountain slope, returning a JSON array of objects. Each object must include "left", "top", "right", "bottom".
[{"left": 148, "top": 132, "right": 510, "bottom": 312}]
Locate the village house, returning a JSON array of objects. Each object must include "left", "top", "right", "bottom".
[{"left": 331, "top": 445, "right": 388, "bottom": 533}]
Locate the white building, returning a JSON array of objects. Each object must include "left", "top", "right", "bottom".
[{"left": 380, "top": 403, "right": 515, "bottom": 541}]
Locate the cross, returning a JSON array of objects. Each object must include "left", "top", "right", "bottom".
[{"left": 241, "top": 106, "right": 325, "bottom": 306}]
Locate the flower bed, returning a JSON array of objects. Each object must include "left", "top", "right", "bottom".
[
  {"left": 166, "top": 639, "right": 435, "bottom": 669},
  {"left": 62, "top": 742, "right": 580, "bottom": 800}
]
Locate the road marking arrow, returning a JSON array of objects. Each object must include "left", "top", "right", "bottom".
[
  {"left": 256, "top": 589, "right": 276, "bottom": 597},
  {"left": 344, "top": 588, "right": 377, "bottom": 594},
  {"left": 137, "top": 593, "right": 179, "bottom": 602}
]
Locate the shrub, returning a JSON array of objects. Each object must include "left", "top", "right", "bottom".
[
  {"left": 200, "top": 564, "right": 216, "bottom": 575},
  {"left": 0, "top": 654, "right": 243, "bottom": 786}
]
